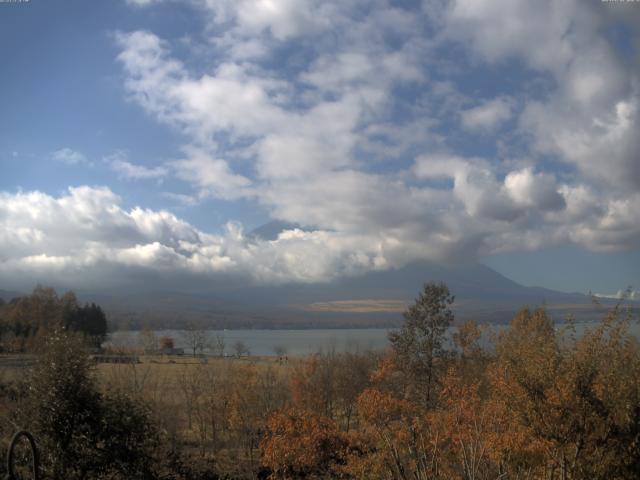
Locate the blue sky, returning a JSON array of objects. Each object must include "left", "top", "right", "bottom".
[{"left": 0, "top": 0, "right": 639, "bottom": 296}]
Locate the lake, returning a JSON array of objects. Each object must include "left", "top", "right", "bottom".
[
  {"left": 108, "top": 320, "right": 640, "bottom": 356},
  {"left": 109, "top": 328, "right": 392, "bottom": 356}
]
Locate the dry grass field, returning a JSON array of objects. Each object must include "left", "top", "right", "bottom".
[
  {"left": 0, "top": 352, "right": 299, "bottom": 477},
  {"left": 93, "top": 354, "right": 295, "bottom": 476}
]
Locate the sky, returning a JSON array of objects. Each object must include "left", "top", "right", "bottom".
[{"left": 0, "top": 0, "right": 639, "bottom": 296}]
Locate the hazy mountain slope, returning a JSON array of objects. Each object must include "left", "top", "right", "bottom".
[
  {"left": 0, "top": 289, "right": 23, "bottom": 301},
  {"left": 73, "top": 259, "right": 613, "bottom": 329},
  {"left": 215, "top": 261, "right": 586, "bottom": 306}
]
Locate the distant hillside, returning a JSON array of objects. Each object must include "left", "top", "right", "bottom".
[
  {"left": 0, "top": 289, "right": 23, "bottom": 302},
  {"left": 75, "top": 260, "right": 626, "bottom": 330},
  {"left": 217, "top": 261, "right": 588, "bottom": 306}
]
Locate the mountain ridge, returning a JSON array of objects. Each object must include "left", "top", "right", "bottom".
[{"left": 67, "top": 260, "right": 620, "bottom": 330}]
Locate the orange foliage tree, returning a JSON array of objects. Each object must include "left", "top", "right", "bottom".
[
  {"left": 490, "top": 307, "right": 640, "bottom": 479},
  {"left": 260, "top": 408, "right": 348, "bottom": 479}
]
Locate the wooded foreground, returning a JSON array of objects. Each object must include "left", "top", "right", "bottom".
[{"left": 0, "top": 283, "right": 639, "bottom": 479}]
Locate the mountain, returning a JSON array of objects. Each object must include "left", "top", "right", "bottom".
[
  {"left": 3, "top": 264, "right": 619, "bottom": 329},
  {"left": 84, "top": 258, "right": 617, "bottom": 330},
  {"left": 214, "top": 261, "right": 585, "bottom": 306}
]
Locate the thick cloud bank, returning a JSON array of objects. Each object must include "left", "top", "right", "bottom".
[{"left": 1, "top": 182, "right": 638, "bottom": 290}]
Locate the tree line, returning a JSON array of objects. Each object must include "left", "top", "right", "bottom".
[{"left": 0, "top": 286, "right": 108, "bottom": 351}]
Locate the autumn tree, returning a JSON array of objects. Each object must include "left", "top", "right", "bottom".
[
  {"left": 139, "top": 327, "right": 159, "bottom": 353},
  {"left": 182, "top": 322, "right": 209, "bottom": 357},
  {"left": 273, "top": 345, "right": 287, "bottom": 357},
  {"left": 347, "top": 388, "right": 435, "bottom": 480},
  {"left": 227, "top": 365, "right": 265, "bottom": 472},
  {"left": 233, "top": 340, "right": 250, "bottom": 358},
  {"left": 452, "top": 319, "right": 482, "bottom": 360},
  {"left": 5, "top": 286, "right": 61, "bottom": 350},
  {"left": 261, "top": 408, "right": 348, "bottom": 479},
  {"left": 491, "top": 306, "right": 640, "bottom": 479},
  {"left": 159, "top": 336, "right": 175, "bottom": 350},
  {"left": 177, "top": 365, "right": 206, "bottom": 432},
  {"left": 429, "top": 368, "right": 509, "bottom": 480},
  {"left": 211, "top": 333, "right": 225, "bottom": 357},
  {"left": 452, "top": 319, "right": 486, "bottom": 383},
  {"left": 334, "top": 351, "right": 378, "bottom": 431},
  {"left": 389, "top": 281, "right": 454, "bottom": 406},
  {"left": 290, "top": 355, "right": 334, "bottom": 418},
  {"left": 0, "top": 287, "right": 108, "bottom": 351}
]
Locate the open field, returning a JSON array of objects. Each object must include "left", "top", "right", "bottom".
[{"left": 1, "top": 352, "right": 299, "bottom": 477}]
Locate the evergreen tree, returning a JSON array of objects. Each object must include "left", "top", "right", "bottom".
[
  {"left": 24, "top": 331, "right": 158, "bottom": 480},
  {"left": 388, "top": 281, "right": 454, "bottom": 406}
]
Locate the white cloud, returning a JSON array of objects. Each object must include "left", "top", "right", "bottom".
[
  {"left": 162, "top": 192, "right": 199, "bottom": 206},
  {"left": 1, "top": 184, "right": 638, "bottom": 289},
  {"left": 170, "top": 147, "right": 252, "bottom": 200},
  {"left": 231, "top": 0, "right": 326, "bottom": 40},
  {"left": 51, "top": 148, "right": 91, "bottom": 166},
  {"left": 445, "top": 0, "right": 639, "bottom": 190},
  {"left": 444, "top": 0, "right": 580, "bottom": 74},
  {"left": 460, "top": 97, "right": 513, "bottom": 132},
  {"left": 195, "top": 0, "right": 349, "bottom": 41},
  {"left": 503, "top": 168, "right": 564, "bottom": 211},
  {"left": 414, "top": 154, "right": 522, "bottom": 221},
  {"left": 125, "top": 0, "right": 163, "bottom": 7},
  {"left": 521, "top": 96, "right": 640, "bottom": 190},
  {"left": 106, "top": 151, "right": 168, "bottom": 180},
  {"left": 569, "top": 195, "right": 640, "bottom": 253},
  {"left": 0, "top": 186, "right": 402, "bottom": 289}
]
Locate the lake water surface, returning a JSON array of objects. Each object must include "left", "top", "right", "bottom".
[{"left": 109, "top": 320, "right": 640, "bottom": 356}]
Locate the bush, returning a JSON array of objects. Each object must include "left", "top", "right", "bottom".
[{"left": 22, "top": 330, "right": 158, "bottom": 480}]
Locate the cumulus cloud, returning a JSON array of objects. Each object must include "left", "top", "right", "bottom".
[
  {"left": 460, "top": 97, "right": 513, "bottom": 132},
  {"left": 503, "top": 168, "right": 565, "bottom": 211},
  {"left": 0, "top": 187, "right": 401, "bottom": 290},
  {"left": 445, "top": 0, "right": 639, "bottom": 190},
  {"left": 443, "top": 0, "right": 580, "bottom": 73},
  {"left": 170, "top": 147, "right": 252, "bottom": 200},
  {"left": 521, "top": 96, "right": 640, "bottom": 190},
  {"left": 1, "top": 184, "right": 638, "bottom": 290},
  {"left": 413, "top": 156, "right": 566, "bottom": 220}
]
